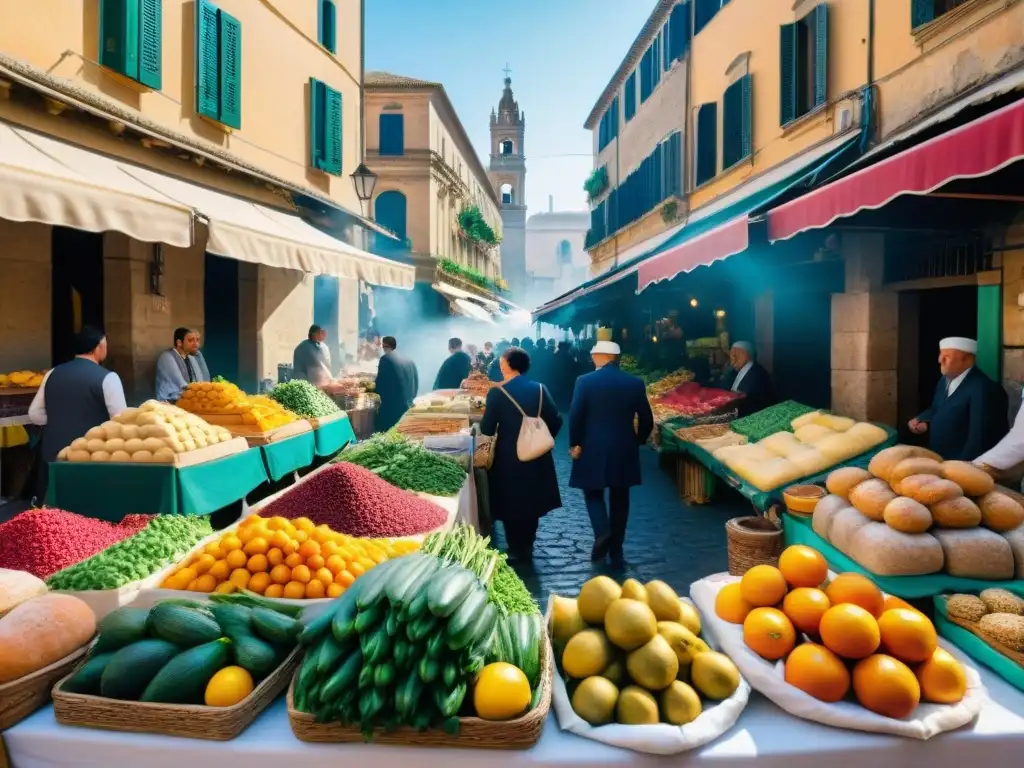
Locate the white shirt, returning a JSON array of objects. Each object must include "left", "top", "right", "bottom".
[
  {"left": 731, "top": 361, "right": 754, "bottom": 392},
  {"left": 27, "top": 368, "right": 128, "bottom": 426},
  {"left": 976, "top": 402, "right": 1024, "bottom": 470},
  {"left": 946, "top": 367, "right": 972, "bottom": 397}
]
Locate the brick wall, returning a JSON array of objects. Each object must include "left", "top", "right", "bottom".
[{"left": 0, "top": 219, "right": 51, "bottom": 371}]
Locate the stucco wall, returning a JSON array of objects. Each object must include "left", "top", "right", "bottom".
[{"left": 0, "top": 219, "right": 51, "bottom": 372}]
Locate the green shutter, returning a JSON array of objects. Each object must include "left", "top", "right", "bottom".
[
  {"left": 814, "top": 4, "right": 828, "bottom": 108},
  {"left": 138, "top": 0, "right": 162, "bottom": 89},
  {"left": 319, "top": 0, "right": 337, "bottom": 53},
  {"left": 740, "top": 74, "right": 752, "bottom": 159},
  {"left": 325, "top": 86, "right": 343, "bottom": 175},
  {"left": 218, "top": 10, "right": 242, "bottom": 129},
  {"left": 977, "top": 283, "right": 1002, "bottom": 382},
  {"left": 911, "top": 0, "right": 935, "bottom": 28},
  {"left": 195, "top": 0, "right": 220, "bottom": 120},
  {"left": 99, "top": 0, "right": 140, "bottom": 80},
  {"left": 310, "top": 78, "right": 325, "bottom": 169},
  {"left": 696, "top": 103, "right": 717, "bottom": 185},
  {"left": 779, "top": 22, "right": 797, "bottom": 125}
]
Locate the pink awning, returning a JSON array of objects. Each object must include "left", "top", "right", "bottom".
[
  {"left": 767, "top": 97, "right": 1024, "bottom": 242},
  {"left": 637, "top": 216, "right": 749, "bottom": 293}
]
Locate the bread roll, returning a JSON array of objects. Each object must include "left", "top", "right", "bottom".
[
  {"left": 1005, "top": 527, "right": 1024, "bottom": 579},
  {"left": 141, "top": 437, "right": 168, "bottom": 453},
  {"left": 845, "top": 423, "right": 889, "bottom": 451},
  {"left": 114, "top": 407, "right": 139, "bottom": 424},
  {"left": 869, "top": 445, "right": 942, "bottom": 482},
  {"left": 85, "top": 438, "right": 106, "bottom": 453},
  {"left": 135, "top": 413, "right": 162, "bottom": 427},
  {"left": 941, "top": 461, "right": 995, "bottom": 496},
  {"left": 847, "top": 523, "right": 944, "bottom": 576},
  {"left": 90, "top": 451, "right": 111, "bottom": 462},
  {"left": 84, "top": 426, "right": 107, "bottom": 441},
  {"left": 816, "top": 434, "right": 864, "bottom": 464},
  {"left": 103, "top": 438, "right": 125, "bottom": 453},
  {"left": 849, "top": 478, "right": 897, "bottom": 521},
  {"left": 883, "top": 497, "right": 933, "bottom": 534},
  {"left": 826, "top": 467, "right": 873, "bottom": 500},
  {"left": 109, "top": 450, "right": 132, "bottom": 463},
  {"left": 794, "top": 424, "right": 836, "bottom": 445},
  {"left": 120, "top": 425, "right": 140, "bottom": 440},
  {"left": 816, "top": 414, "right": 856, "bottom": 433},
  {"left": 152, "top": 447, "right": 176, "bottom": 464},
  {"left": 977, "top": 491, "right": 1024, "bottom": 532},
  {"left": 932, "top": 528, "right": 1015, "bottom": 580},
  {"left": 130, "top": 450, "right": 155, "bottom": 463},
  {"left": 830, "top": 506, "right": 874, "bottom": 552},
  {"left": 123, "top": 437, "right": 145, "bottom": 454},
  {"left": 139, "top": 423, "right": 175, "bottom": 440},
  {"left": 900, "top": 475, "right": 963, "bottom": 506},
  {"left": 760, "top": 431, "right": 802, "bottom": 457},
  {"left": 930, "top": 496, "right": 982, "bottom": 529},
  {"left": 813, "top": 495, "right": 851, "bottom": 540},
  {"left": 791, "top": 411, "right": 822, "bottom": 430},
  {"left": 889, "top": 458, "right": 943, "bottom": 493},
  {"left": 69, "top": 438, "right": 89, "bottom": 452},
  {"left": 57, "top": 447, "right": 69, "bottom": 461},
  {"left": 103, "top": 422, "right": 123, "bottom": 440},
  {"left": 67, "top": 450, "right": 91, "bottom": 462}
]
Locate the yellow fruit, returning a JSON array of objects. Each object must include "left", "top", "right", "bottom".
[
  {"left": 264, "top": 584, "right": 285, "bottom": 598},
  {"left": 175, "top": 566, "right": 198, "bottom": 586},
  {"left": 645, "top": 580, "right": 682, "bottom": 622},
  {"left": 225, "top": 550, "right": 248, "bottom": 570},
  {"left": 604, "top": 599, "right": 658, "bottom": 651},
  {"left": 778, "top": 545, "right": 828, "bottom": 589},
  {"left": 283, "top": 581, "right": 306, "bottom": 599},
  {"left": 292, "top": 564, "right": 312, "bottom": 584},
  {"left": 562, "top": 629, "right": 615, "bottom": 679},
  {"left": 204, "top": 666, "right": 254, "bottom": 707},
  {"left": 229, "top": 568, "right": 251, "bottom": 589},
  {"left": 577, "top": 576, "right": 621, "bottom": 625},
  {"left": 194, "top": 574, "right": 217, "bottom": 593},
  {"left": 305, "top": 579, "right": 326, "bottom": 599},
  {"left": 743, "top": 607, "right": 796, "bottom": 660},
  {"left": 208, "top": 560, "right": 231, "bottom": 581},
  {"left": 620, "top": 579, "right": 648, "bottom": 603},
  {"left": 248, "top": 572, "right": 271, "bottom": 594},
  {"left": 690, "top": 651, "right": 741, "bottom": 700},
  {"left": 220, "top": 534, "right": 242, "bottom": 552},
  {"left": 616, "top": 686, "right": 659, "bottom": 724},
  {"left": 194, "top": 554, "right": 216, "bottom": 574},
  {"left": 473, "top": 662, "right": 531, "bottom": 721},
  {"left": 660, "top": 680, "right": 703, "bottom": 725},
  {"left": 656, "top": 621, "right": 709, "bottom": 666},
  {"left": 626, "top": 634, "right": 679, "bottom": 691},
  {"left": 915, "top": 647, "right": 967, "bottom": 704},
  {"left": 877, "top": 608, "right": 938, "bottom": 664},
  {"left": 677, "top": 600, "right": 702, "bottom": 635},
  {"left": 570, "top": 676, "right": 619, "bottom": 726},
  {"left": 214, "top": 581, "right": 236, "bottom": 594},
  {"left": 784, "top": 643, "right": 850, "bottom": 703},
  {"left": 326, "top": 583, "right": 344, "bottom": 598},
  {"left": 852, "top": 654, "right": 921, "bottom": 718}
]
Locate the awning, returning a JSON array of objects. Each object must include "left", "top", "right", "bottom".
[
  {"left": 767, "top": 97, "right": 1024, "bottom": 243},
  {"left": 432, "top": 281, "right": 500, "bottom": 311},
  {"left": 637, "top": 217, "right": 749, "bottom": 292},
  {"left": 451, "top": 298, "right": 495, "bottom": 324},
  {"left": 123, "top": 166, "right": 414, "bottom": 288},
  {"left": 0, "top": 120, "right": 193, "bottom": 246}
]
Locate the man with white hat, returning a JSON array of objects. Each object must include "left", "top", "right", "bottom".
[
  {"left": 909, "top": 337, "right": 1007, "bottom": 460},
  {"left": 568, "top": 339, "right": 655, "bottom": 567},
  {"left": 719, "top": 341, "right": 776, "bottom": 416}
]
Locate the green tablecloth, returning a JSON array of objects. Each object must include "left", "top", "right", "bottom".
[
  {"left": 934, "top": 596, "right": 1024, "bottom": 693},
  {"left": 784, "top": 512, "right": 1024, "bottom": 599},
  {"left": 260, "top": 431, "right": 316, "bottom": 481},
  {"left": 46, "top": 448, "right": 269, "bottom": 520},
  {"left": 313, "top": 415, "right": 357, "bottom": 457}
]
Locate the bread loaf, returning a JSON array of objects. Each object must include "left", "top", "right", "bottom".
[
  {"left": 816, "top": 434, "right": 865, "bottom": 464},
  {"left": 826, "top": 467, "right": 873, "bottom": 500},
  {"left": 1004, "top": 527, "right": 1024, "bottom": 579},
  {"left": 829, "top": 506, "right": 874, "bottom": 553},
  {"left": 930, "top": 496, "right": 982, "bottom": 529},
  {"left": 794, "top": 424, "right": 836, "bottom": 445},
  {"left": 844, "top": 422, "right": 890, "bottom": 452},
  {"left": 889, "top": 458, "right": 943, "bottom": 493},
  {"left": 869, "top": 445, "right": 942, "bottom": 482},
  {"left": 849, "top": 478, "right": 897, "bottom": 521},
  {"left": 883, "top": 497, "right": 933, "bottom": 534},
  {"left": 791, "top": 411, "right": 823, "bottom": 430},
  {"left": 760, "top": 431, "right": 802, "bottom": 457},
  {"left": 813, "top": 495, "right": 852, "bottom": 540},
  {"left": 976, "top": 491, "right": 1024, "bottom": 532},
  {"left": 932, "top": 528, "right": 1015, "bottom": 580},
  {"left": 900, "top": 475, "right": 963, "bottom": 506},
  {"left": 847, "top": 523, "right": 944, "bottom": 576},
  {"left": 789, "top": 447, "right": 833, "bottom": 478},
  {"left": 941, "top": 461, "right": 995, "bottom": 496},
  {"left": 815, "top": 414, "right": 857, "bottom": 433}
]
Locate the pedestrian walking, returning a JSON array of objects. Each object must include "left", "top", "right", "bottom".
[{"left": 374, "top": 336, "right": 419, "bottom": 432}]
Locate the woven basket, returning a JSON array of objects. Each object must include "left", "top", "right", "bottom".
[
  {"left": 51, "top": 646, "right": 301, "bottom": 740},
  {"left": 287, "top": 635, "right": 553, "bottom": 749},
  {"left": 0, "top": 645, "right": 89, "bottom": 731},
  {"left": 726, "top": 516, "right": 783, "bottom": 576}
]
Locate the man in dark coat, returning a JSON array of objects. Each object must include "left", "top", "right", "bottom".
[
  {"left": 433, "top": 337, "right": 472, "bottom": 390},
  {"left": 374, "top": 336, "right": 419, "bottom": 432},
  {"left": 569, "top": 341, "right": 655, "bottom": 567},
  {"left": 718, "top": 341, "right": 775, "bottom": 416},
  {"left": 910, "top": 337, "right": 1008, "bottom": 460}
]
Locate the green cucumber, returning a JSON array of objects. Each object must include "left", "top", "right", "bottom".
[
  {"left": 62, "top": 653, "right": 115, "bottom": 695},
  {"left": 361, "top": 625, "right": 391, "bottom": 666},
  {"left": 442, "top": 658, "right": 459, "bottom": 688},
  {"left": 299, "top": 607, "right": 334, "bottom": 647},
  {"left": 395, "top": 670, "right": 424, "bottom": 716},
  {"left": 406, "top": 589, "right": 430, "bottom": 622},
  {"left": 530, "top": 684, "right": 542, "bottom": 710},
  {"left": 354, "top": 557, "right": 403, "bottom": 610},
  {"left": 358, "top": 663, "right": 375, "bottom": 689},
  {"left": 426, "top": 566, "right": 477, "bottom": 618},
  {"left": 316, "top": 635, "right": 347, "bottom": 676},
  {"left": 382, "top": 553, "right": 425, "bottom": 603},
  {"left": 100, "top": 639, "right": 180, "bottom": 700},
  {"left": 140, "top": 638, "right": 231, "bottom": 703},
  {"left": 294, "top": 648, "right": 322, "bottom": 711},
  {"left": 359, "top": 688, "right": 385, "bottom": 722},
  {"left": 384, "top": 608, "right": 399, "bottom": 638},
  {"left": 353, "top": 602, "right": 385, "bottom": 635},
  {"left": 208, "top": 591, "right": 302, "bottom": 617},
  {"left": 434, "top": 682, "right": 467, "bottom": 718},
  {"left": 426, "top": 631, "right": 447, "bottom": 658},
  {"left": 92, "top": 607, "right": 151, "bottom": 654},
  {"left": 463, "top": 651, "right": 485, "bottom": 676},
  {"left": 331, "top": 591, "right": 361, "bottom": 643},
  {"left": 208, "top": 604, "right": 254, "bottom": 638},
  {"left": 147, "top": 604, "right": 222, "bottom": 647},
  {"left": 374, "top": 660, "right": 395, "bottom": 688},
  {"left": 232, "top": 632, "right": 279, "bottom": 677},
  {"left": 396, "top": 557, "right": 442, "bottom": 605},
  {"left": 408, "top": 613, "right": 438, "bottom": 643},
  {"left": 449, "top": 601, "right": 497, "bottom": 652},
  {"left": 417, "top": 656, "right": 440, "bottom": 683},
  {"left": 251, "top": 607, "right": 301, "bottom": 645},
  {"left": 517, "top": 613, "right": 541, "bottom": 687},
  {"left": 305, "top": 680, "right": 324, "bottom": 712},
  {"left": 445, "top": 585, "right": 488, "bottom": 645},
  {"left": 319, "top": 648, "right": 362, "bottom": 703}
]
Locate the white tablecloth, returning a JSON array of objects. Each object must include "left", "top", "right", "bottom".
[{"left": 6, "top": 665, "right": 1024, "bottom": 768}]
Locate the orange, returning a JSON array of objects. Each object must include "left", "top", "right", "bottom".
[
  {"left": 243, "top": 537, "right": 269, "bottom": 556},
  {"left": 825, "top": 573, "right": 885, "bottom": 617},
  {"left": 284, "top": 552, "right": 304, "bottom": 569},
  {"left": 819, "top": 604, "right": 880, "bottom": 659},
  {"left": 220, "top": 534, "right": 242, "bottom": 552},
  {"left": 175, "top": 566, "right": 198, "bottom": 585},
  {"left": 778, "top": 545, "right": 828, "bottom": 589},
  {"left": 883, "top": 595, "right": 922, "bottom": 615},
  {"left": 225, "top": 549, "right": 248, "bottom": 570},
  {"left": 293, "top": 530, "right": 309, "bottom": 544},
  {"left": 247, "top": 554, "right": 269, "bottom": 573},
  {"left": 335, "top": 570, "right": 355, "bottom": 587},
  {"left": 266, "top": 516, "right": 291, "bottom": 531},
  {"left": 238, "top": 525, "right": 266, "bottom": 544},
  {"left": 326, "top": 583, "right": 344, "bottom": 598},
  {"left": 283, "top": 581, "right": 306, "bottom": 599},
  {"left": 298, "top": 540, "right": 321, "bottom": 559},
  {"left": 282, "top": 540, "right": 299, "bottom": 556},
  {"left": 306, "top": 555, "right": 326, "bottom": 571},
  {"left": 349, "top": 561, "right": 366, "bottom": 577},
  {"left": 248, "top": 572, "right": 272, "bottom": 594},
  {"left": 743, "top": 607, "right": 796, "bottom": 660},
  {"left": 305, "top": 580, "right": 326, "bottom": 599},
  {"left": 291, "top": 564, "right": 312, "bottom": 584},
  {"left": 293, "top": 517, "right": 315, "bottom": 532},
  {"left": 269, "top": 530, "right": 290, "bottom": 549},
  {"left": 326, "top": 555, "right": 346, "bottom": 575},
  {"left": 782, "top": 587, "right": 831, "bottom": 635},
  {"left": 229, "top": 568, "right": 251, "bottom": 589},
  {"left": 267, "top": 548, "right": 284, "bottom": 567},
  {"left": 323, "top": 541, "right": 341, "bottom": 557},
  {"left": 784, "top": 643, "right": 850, "bottom": 702},
  {"left": 877, "top": 609, "right": 938, "bottom": 663},
  {"left": 194, "top": 554, "right": 217, "bottom": 574},
  {"left": 852, "top": 654, "right": 921, "bottom": 718},
  {"left": 204, "top": 541, "right": 224, "bottom": 557},
  {"left": 715, "top": 583, "right": 755, "bottom": 624},
  {"left": 264, "top": 584, "right": 285, "bottom": 599},
  {"left": 915, "top": 648, "right": 967, "bottom": 704},
  {"left": 740, "top": 565, "right": 789, "bottom": 607},
  {"left": 315, "top": 567, "right": 334, "bottom": 587},
  {"left": 194, "top": 574, "right": 217, "bottom": 593},
  {"left": 186, "top": 578, "right": 200, "bottom": 591},
  {"left": 270, "top": 564, "right": 292, "bottom": 585},
  {"left": 208, "top": 560, "right": 231, "bottom": 581},
  {"left": 214, "top": 581, "right": 236, "bottom": 594}
]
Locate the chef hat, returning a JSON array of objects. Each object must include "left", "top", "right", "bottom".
[
  {"left": 939, "top": 337, "right": 978, "bottom": 354},
  {"left": 731, "top": 341, "right": 755, "bottom": 356}
]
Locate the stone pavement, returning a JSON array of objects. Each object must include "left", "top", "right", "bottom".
[{"left": 493, "top": 428, "right": 752, "bottom": 602}]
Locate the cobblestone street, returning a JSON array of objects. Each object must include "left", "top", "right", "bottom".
[{"left": 493, "top": 427, "right": 750, "bottom": 602}]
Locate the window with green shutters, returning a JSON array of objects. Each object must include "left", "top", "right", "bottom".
[
  {"left": 318, "top": 0, "right": 337, "bottom": 54},
  {"left": 722, "top": 75, "right": 752, "bottom": 170},
  {"left": 667, "top": 2, "right": 691, "bottom": 63},
  {"left": 912, "top": 0, "right": 971, "bottom": 29},
  {"left": 379, "top": 113, "right": 404, "bottom": 156},
  {"left": 310, "top": 78, "right": 343, "bottom": 175},
  {"left": 624, "top": 72, "right": 637, "bottom": 123},
  {"left": 98, "top": 0, "right": 162, "bottom": 89},
  {"left": 695, "top": 102, "right": 717, "bottom": 187},
  {"left": 780, "top": 4, "right": 828, "bottom": 126},
  {"left": 195, "top": 0, "right": 241, "bottom": 129}
]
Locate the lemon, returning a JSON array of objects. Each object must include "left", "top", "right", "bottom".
[
  {"left": 204, "top": 666, "right": 254, "bottom": 707},
  {"left": 473, "top": 662, "right": 531, "bottom": 721}
]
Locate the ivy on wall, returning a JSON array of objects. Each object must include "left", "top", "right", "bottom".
[
  {"left": 437, "top": 257, "right": 507, "bottom": 294},
  {"left": 583, "top": 166, "right": 609, "bottom": 202},
  {"left": 458, "top": 206, "right": 501, "bottom": 246}
]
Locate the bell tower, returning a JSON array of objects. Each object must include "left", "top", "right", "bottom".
[{"left": 488, "top": 67, "right": 528, "bottom": 298}]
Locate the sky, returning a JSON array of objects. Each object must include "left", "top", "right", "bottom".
[{"left": 364, "top": 0, "right": 656, "bottom": 215}]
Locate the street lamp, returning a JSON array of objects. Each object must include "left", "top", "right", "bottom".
[{"left": 350, "top": 163, "right": 378, "bottom": 214}]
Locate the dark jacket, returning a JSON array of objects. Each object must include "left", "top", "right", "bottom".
[
  {"left": 917, "top": 368, "right": 1008, "bottom": 460},
  {"left": 720, "top": 361, "right": 775, "bottom": 416},
  {"left": 488, "top": 356, "right": 503, "bottom": 383},
  {"left": 568, "top": 364, "right": 654, "bottom": 490},
  {"left": 479, "top": 376, "right": 563, "bottom": 522},
  {"left": 375, "top": 351, "right": 419, "bottom": 432},
  {"left": 434, "top": 350, "right": 472, "bottom": 390}
]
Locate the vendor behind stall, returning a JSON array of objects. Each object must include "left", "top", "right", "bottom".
[
  {"left": 155, "top": 327, "right": 210, "bottom": 402},
  {"left": 719, "top": 341, "right": 775, "bottom": 416},
  {"left": 292, "top": 325, "right": 333, "bottom": 385}
]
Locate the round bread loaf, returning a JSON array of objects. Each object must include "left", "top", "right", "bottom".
[
  {"left": 825, "top": 467, "right": 873, "bottom": 500},
  {"left": 109, "top": 450, "right": 132, "bottom": 462},
  {"left": 976, "top": 491, "right": 1024, "bottom": 532},
  {"left": 940, "top": 460, "right": 995, "bottom": 496},
  {"left": 889, "top": 458, "right": 943, "bottom": 493},
  {"left": 848, "top": 478, "right": 897, "bottom": 521},
  {"left": 900, "top": 475, "right": 963, "bottom": 506},
  {"left": 868, "top": 446, "right": 918, "bottom": 482},
  {"left": 930, "top": 496, "right": 982, "bottom": 529},
  {"left": 883, "top": 497, "right": 933, "bottom": 534}
]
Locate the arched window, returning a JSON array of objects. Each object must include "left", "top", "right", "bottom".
[
  {"left": 374, "top": 190, "right": 407, "bottom": 240},
  {"left": 500, "top": 183, "right": 514, "bottom": 205},
  {"left": 557, "top": 240, "right": 572, "bottom": 265},
  {"left": 500, "top": 139, "right": 513, "bottom": 156}
]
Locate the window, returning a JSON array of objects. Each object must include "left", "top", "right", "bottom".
[
  {"left": 597, "top": 97, "right": 619, "bottom": 152},
  {"left": 375, "top": 191, "right": 407, "bottom": 240},
  {"left": 694, "top": 0, "right": 724, "bottom": 36},
  {"left": 98, "top": 0, "right": 163, "bottom": 89},
  {"left": 912, "top": 0, "right": 973, "bottom": 28},
  {"left": 651, "top": 35, "right": 662, "bottom": 91},
  {"left": 780, "top": 4, "right": 828, "bottom": 125},
  {"left": 309, "top": 78, "right": 343, "bottom": 174},
  {"left": 195, "top": 0, "right": 241, "bottom": 129},
  {"left": 624, "top": 72, "right": 637, "bottom": 122},
  {"left": 501, "top": 184, "right": 514, "bottom": 205},
  {"left": 667, "top": 2, "right": 691, "bottom": 63},
  {"left": 639, "top": 46, "right": 654, "bottom": 103},
  {"left": 557, "top": 240, "right": 572, "bottom": 266},
  {"left": 722, "top": 75, "right": 752, "bottom": 169},
  {"left": 318, "top": 0, "right": 337, "bottom": 54},
  {"left": 695, "top": 102, "right": 717, "bottom": 186},
  {"left": 500, "top": 139, "right": 514, "bottom": 155},
  {"left": 379, "top": 113, "right": 404, "bottom": 156}
]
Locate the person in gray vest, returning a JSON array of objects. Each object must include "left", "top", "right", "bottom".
[
  {"left": 292, "top": 325, "right": 332, "bottom": 384},
  {"left": 155, "top": 327, "right": 211, "bottom": 402},
  {"left": 28, "top": 326, "right": 127, "bottom": 497}
]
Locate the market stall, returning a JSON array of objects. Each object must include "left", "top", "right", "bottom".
[{"left": 322, "top": 375, "right": 378, "bottom": 440}]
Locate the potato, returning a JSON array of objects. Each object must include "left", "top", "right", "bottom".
[
  {"left": 130, "top": 450, "right": 155, "bottom": 463},
  {"left": 86, "top": 438, "right": 106, "bottom": 453},
  {"left": 69, "top": 438, "right": 89, "bottom": 452},
  {"left": 140, "top": 424, "right": 175, "bottom": 440},
  {"left": 109, "top": 450, "right": 132, "bottom": 463},
  {"left": 103, "top": 422, "right": 124, "bottom": 440},
  {"left": 85, "top": 426, "right": 107, "bottom": 441},
  {"left": 68, "top": 450, "right": 92, "bottom": 462},
  {"left": 152, "top": 447, "right": 176, "bottom": 464},
  {"left": 90, "top": 450, "right": 111, "bottom": 462},
  {"left": 104, "top": 438, "right": 126, "bottom": 453},
  {"left": 123, "top": 438, "right": 145, "bottom": 454},
  {"left": 114, "top": 407, "right": 139, "bottom": 424},
  {"left": 120, "top": 425, "right": 140, "bottom": 440},
  {"left": 142, "top": 437, "right": 168, "bottom": 453}
]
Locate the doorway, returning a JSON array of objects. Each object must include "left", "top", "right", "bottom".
[
  {"left": 51, "top": 227, "right": 104, "bottom": 365},
  {"left": 203, "top": 254, "right": 239, "bottom": 383},
  {"left": 915, "top": 285, "right": 978, "bottom": 411},
  {"left": 313, "top": 275, "right": 340, "bottom": 372}
]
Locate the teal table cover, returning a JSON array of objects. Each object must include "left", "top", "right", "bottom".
[
  {"left": 934, "top": 596, "right": 1024, "bottom": 693},
  {"left": 260, "top": 431, "right": 316, "bottom": 482},
  {"left": 313, "top": 414, "right": 357, "bottom": 457},
  {"left": 46, "top": 447, "right": 268, "bottom": 520}
]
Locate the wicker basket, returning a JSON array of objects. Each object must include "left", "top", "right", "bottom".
[
  {"left": 51, "top": 646, "right": 301, "bottom": 740},
  {"left": 726, "top": 516, "right": 783, "bottom": 576},
  {"left": 0, "top": 645, "right": 89, "bottom": 731},
  {"left": 287, "top": 635, "right": 553, "bottom": 749}
]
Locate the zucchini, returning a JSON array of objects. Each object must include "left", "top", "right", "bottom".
[
  {"left": 305, "top": 680, "right": 324, "bottom": 712},
  {"left": 445, "top": 585, "right": 488, "bottom": 646},
  {"left": 417, "top": 656, "right": 440, "bottom": 684},
  {"left": 426, "top": 631, "right": 447, "bottom": 659},
  {"left": 426, "top": 566, "right": 477, "bottom": 618},
  {"left": 100, "top": 639, "right": 180, "bottom": 700},
  {"left": 62, "top": 653, "right": 115, "bottom": 694},
  {"left": 147, "top": 604, "right": 223, "bottom": 647},
  {"left": 208, "top": 604, "right": 254, "bottom": 638},
  {"left": 442, "top": 658, "right": 459, "bottom": 688},
  {"left": 293, "top": 647, "right": 323, "bottom": 711},
  {"left": 449, "top": 601, "right": 497, "bottom": 652},
  {"left": 251, "top": 607, "right": 301, "bottom": 645},
  {"left": 463, "top": 652, "right": 485, "bottom": 676},
  {"left": 361, "top": 625, "right": 392, "bottom": 666},
  {"left": 358, "top": 688, "right": 385, "bottom": 722},
  {"left": 140, "top": 637, "right": 231, "bottom": 703},
  {"left": 299, "top": 606, "right": 334, "bottom": 647},
  {"left": 381, "top": 553, "right": 425, "bottom": 603},
  {"left": 232, "top": 632, "right": 280, "bottom": 677},
  {"left": 354, "top": 557, "right": 403, "bottom": 610},
  {"left": 411, "top": 707, "right": 432, "bottom": 732},
  {"left": 319, "top": 648, "right": 362, "bottom": 703},
  {"left": 407, "top": 612, "right": 438, "bottom": 643},
  {"left": 516, "top": 613, "right": 542, "bottom": 688},
  {"left": 384, "top": 608, "right": 399, "bottom": 638},
  {"left": 434, "top": 682, "right": 467, "bottom": 718},
  {"left": 353, "top": 602, "right": 385, "bottom": 635},
  {"left": 92, "top": 607, "right": 151, "bottom": 654},
  {"left": 373, "top": 660, "right": 395, "bottom": 688},
  {"left": 331, "top": 591, "right": 361, "bottom": 643},
  {"left": 395, "top": 670, "right": 423, "bottom": 716},
  {"left": 397, "top": 557, "right": 442, "bottom": 605},
  {"left": 316, "top": 634, "right": 347, "bottom": 676},
  {"left": 208, "top": 591, "right": 302, "bottom": 618},
  {"left": 406, "top": 589, "right": 430, "bottom": 622},
  {"left": 530, "top": 684, "right": 542, "bottom": 711}
]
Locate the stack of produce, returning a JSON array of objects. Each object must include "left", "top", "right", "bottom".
[
  {"left": 552, "top": 576, "right": 741, "bottom": 726},
  {"left": 460, "top": 372, "right": 494, "bottom": 398},
  {"left": 56, "top": 400, "right": 234, "bottom": 463},
  {"left": 728, "top": 400, "right": 818, "bottom": 441},
  {"left": 714, "top": 545, "right": 968, "bottom": 718},
  {"left": 177, "top": 381, "right": 297, "bottom": 432},
  {"left": 945, "top": 590, "right": 1024, "bottom": 654},
  {"left": 62, "top": 596, "right": 302, "bottom": 707},
  {"left": 0, "top": 509, "right": 152, "bottom": 579},
  {"left": 395, "top": 414, "right": 469, "bottom": 438},
  {"left": 653, "top": 383, "right": 743, "bottom": 420},
  {"left": 323, "top": 375, "right": 378, "bottom": 411},
  {"left": 0, "top": 369, "right": 45, "bottom": 388},
  {"left": 336, "top": 432, "right": 467, "bottom": 497},
  {"left": 46, "top": 516, "right": 213, "bottom": 592},
  {"left": 161, "top": 514, "right": 419, "bottom": 599},
  {"left": 268, "top": 379, "right": 341, "bottom": 419},
  {"left": 260, "top": 462, "right": 449, "bottom": 537},
  {"left": 645, "top": 369, "right": 696, "bottom": 398},
  {"left": 292, "top": 525, "right": 544, "bottom": 733},
  {"left": 812, "top": 445, "right": 1024, "bottom": 578}
]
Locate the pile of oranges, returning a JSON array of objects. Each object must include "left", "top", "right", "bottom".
[
  {"left": 161, "top": 513, "right": 420, "bottom": 599},
  {"left": 715, "top": 544, "right": 967, "bottom": 719}
]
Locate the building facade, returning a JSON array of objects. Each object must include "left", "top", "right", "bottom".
[
  {"left": 525, "top": 208, "right": 590, "bottom": 309},
  {"left": 488, "top": 77, "right": 528, "bottom": 299}
]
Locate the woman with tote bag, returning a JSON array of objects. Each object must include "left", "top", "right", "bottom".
[{"left": 479, "top": 346, "right": 563, "bottom": 563}]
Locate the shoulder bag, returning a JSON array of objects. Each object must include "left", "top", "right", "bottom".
[{"left": 498, "top": 383, "right": 555, "bottom": 461}]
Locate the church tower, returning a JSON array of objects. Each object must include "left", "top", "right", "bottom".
[{"left": 488, "top": 71, "right": 528, "bottom": 300}]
